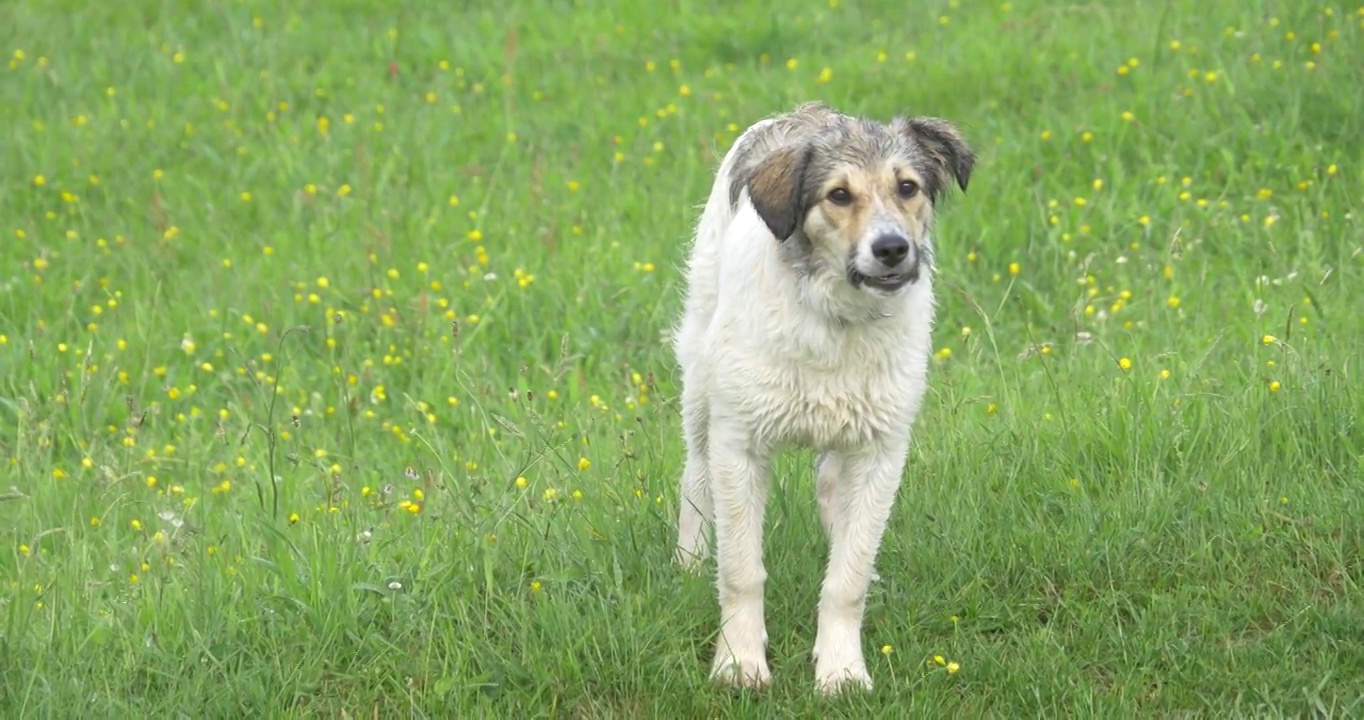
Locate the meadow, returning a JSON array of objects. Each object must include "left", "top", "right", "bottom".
[{"left": 3, "top": 0, "right": 1362, "bottom": 716}]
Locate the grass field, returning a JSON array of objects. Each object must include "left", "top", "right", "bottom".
[{"left": 3, "top": 0, "right": 1363, "bottom": 716}]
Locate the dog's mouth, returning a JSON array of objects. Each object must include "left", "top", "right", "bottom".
[{"left": 849, "top": 267, "right": 917, "bottom": 293}]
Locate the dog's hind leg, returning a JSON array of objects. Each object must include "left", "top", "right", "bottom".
[
  {"left": 817, "top": 453, "right": 880, "bottom": 584},
  {"left": 674, "top": 385, "right": 713, "bottom": 568},
  {"left": 815, "top": 453, "right": 843, "bottom": 542}
]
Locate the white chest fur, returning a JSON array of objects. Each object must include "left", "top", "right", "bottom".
[
  {"left": 708, "top": 303, "right": 932, "bottom": 453},
  {"left": 695, "top": 215, "right": 933, "bottom": 452}
]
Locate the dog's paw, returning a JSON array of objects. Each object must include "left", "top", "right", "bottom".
[
  {"left": 814, "top": 660, "right": 872, "bottom": 695},
  {"left": 710, "top": 650, "right": 772, "bottom": 691},
  {"left": 812, "top": 638, "right": 872, "bottom": 695}
]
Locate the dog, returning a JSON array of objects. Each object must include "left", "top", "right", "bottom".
[{"left": 671, "top": 101, "right": 974, "bottom": 694}]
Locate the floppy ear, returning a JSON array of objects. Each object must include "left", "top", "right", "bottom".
[
  {"left": 901, "top": 117, "right": 976, "bottom": 201},
  {"left": 746, "top": 143, "right": 814, "bottom": 241}
]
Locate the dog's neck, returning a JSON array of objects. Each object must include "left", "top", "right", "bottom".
[{"left": 794, "top": 272, "right": 915, "bottom": 328}]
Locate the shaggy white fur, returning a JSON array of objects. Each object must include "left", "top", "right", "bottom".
[{"left": 671, "top": 102, "right": 973, "bottom": 694}]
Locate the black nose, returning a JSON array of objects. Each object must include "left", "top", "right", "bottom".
[{"left": 871, "top": 234, "right": 911, "bottom": 267}]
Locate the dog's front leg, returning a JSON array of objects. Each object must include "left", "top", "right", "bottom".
[
  {"left": 707, "top": 424, "right": 773, "bottom": 690},
  {"left": 811, "top": 442, "right": 908, "bottom": 694}
]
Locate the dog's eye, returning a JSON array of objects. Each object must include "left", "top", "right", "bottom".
[
  {"left": 897, "top": 180, "right": 920, "bottom": 198},
  {"left": 827, "top": 187, "right": 853, "bottom": 205}
]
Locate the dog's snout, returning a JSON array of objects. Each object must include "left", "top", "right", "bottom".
[{"left": 870, "top": 234, "right": 911, "bottom": 267}]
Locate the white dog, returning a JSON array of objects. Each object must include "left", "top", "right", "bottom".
[{"left": 671, "top": 102, "right": 975, "bottom": 694}]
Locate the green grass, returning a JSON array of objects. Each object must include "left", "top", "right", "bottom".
[{"left": 3, "top": 0, "right": 1362, "bottom": 715}]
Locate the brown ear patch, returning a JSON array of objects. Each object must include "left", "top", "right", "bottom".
[
  {"left": 901, "top": 117, "right": 976, "bottom": 201},
  {"left": 746, "top": 144, "right": 814, "bottom": 241}
]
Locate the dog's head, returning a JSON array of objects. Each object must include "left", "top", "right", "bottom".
[{"left": 741, "top": 109, "right": 975, "bottom": 296}]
